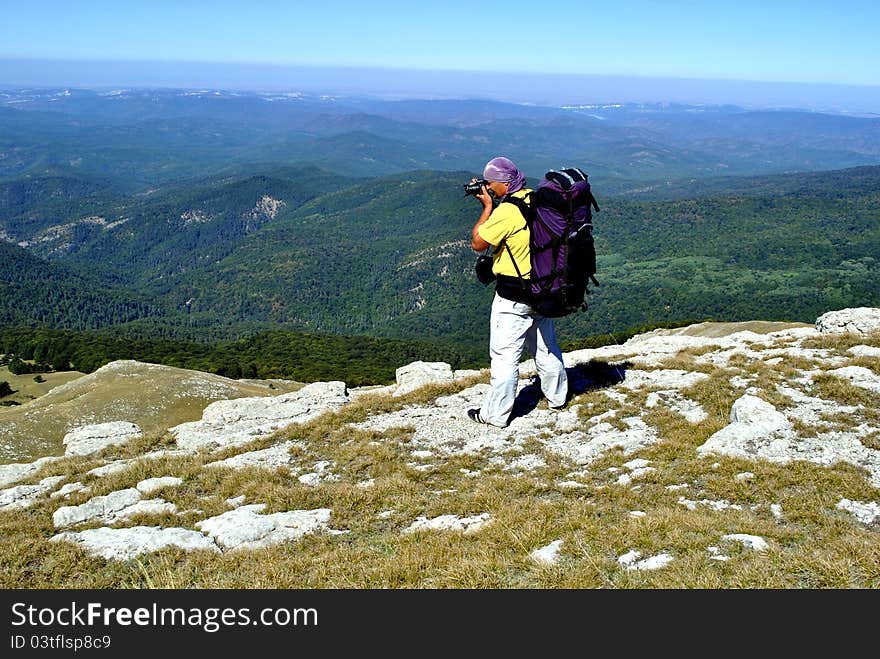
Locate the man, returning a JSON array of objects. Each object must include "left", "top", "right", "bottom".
[{"left": 468, "top": 156, "right": 569, "bottom": 428}]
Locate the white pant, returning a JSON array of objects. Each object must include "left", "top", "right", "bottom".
[{"left": 480, "top": 294, "right": 568, "bottom": 427}]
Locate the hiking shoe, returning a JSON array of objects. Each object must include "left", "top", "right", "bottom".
[
  {"left": 467, "top": 408, "right": 507, "bottom": 428},
  {"left": 467, "top": 408, "right": 488, "bottom": 423}
]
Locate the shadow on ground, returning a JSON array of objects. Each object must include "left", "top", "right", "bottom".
[{"left": 508, "top": 360, "right": 630, "bottom": 424}]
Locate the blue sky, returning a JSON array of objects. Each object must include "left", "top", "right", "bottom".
[{"left": 1, "top": 1, "right": 879, "bottom": 110}]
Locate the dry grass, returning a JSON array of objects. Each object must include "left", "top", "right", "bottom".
[
  {"left": 809, "top": 374, "right": 880, "bottom": 413},
  {"left": 800, "top": 330, "right": 880, "bottom": 352},
  {"left": 2, "top": 340, "right": 879, "bottom": 590},
  {"left": 0, "top": 363, "right": 302, "bottom": 461},
  {"left": 0, "top": 365, "right": 85, "bottom": 405}
]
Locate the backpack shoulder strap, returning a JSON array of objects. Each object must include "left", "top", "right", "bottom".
[
  {"left": 497, "top": 193, "right": 531, "bottom": 286},
  {"left": 500, "top": 192, "right": 533, "bottom": 228}
]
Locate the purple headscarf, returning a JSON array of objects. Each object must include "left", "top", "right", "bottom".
[{"left": 483, "top": 156, "right": 525, "bottom": 196}]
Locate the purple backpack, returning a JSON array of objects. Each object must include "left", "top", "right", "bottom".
[{"left": 504, "top": 167, "right": 600, "bottom": 318}]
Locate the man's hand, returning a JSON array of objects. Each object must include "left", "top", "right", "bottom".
[
  {"left": 470, "top": 178, "right": 494, "bottom": 210},
  {"left": 475, "top": 184, "right": 494, "bottom": 210}
]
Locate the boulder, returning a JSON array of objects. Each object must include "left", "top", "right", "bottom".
[
  {"left": 393, "top": 361, "right": 454, "bottom": 397},
  {"left": 170, "top": 381, "right": 349, "bottom": 451},
  {"left": 63, "top": 422, "right": 143, "bottom": 456},
  {"left": 816, "top": 307, "right": 880, "bottom": 335},
  {"left": 51, "top": 526, "right": 219, "bottom": 561}
]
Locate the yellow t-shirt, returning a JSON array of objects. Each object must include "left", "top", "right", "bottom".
[{"left": 477, "top": 189, "right": 531, "bottom": 278}]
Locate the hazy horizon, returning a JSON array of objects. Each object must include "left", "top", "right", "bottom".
[
  {"left": 3, "top": 58, "right": 880, "bottom": 115},
  {"left": 4, "top": 2, "right": 880, "bottom": 114}
]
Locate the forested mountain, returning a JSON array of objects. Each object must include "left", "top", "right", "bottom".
[
  {"left": 0, "top": 241, "right": 162, "bottom": 329},
  {"left": 1, "top": 167, "right": 363, "bottom": 282},
  {"left": 0, "top": 326, "right": 477, "bottom": 386},
  {"left": 1, "top": 89, "right": 878, "bottom": 377},
  {"left": 2, "top": 163, "right": 878, "bottom": 362}
]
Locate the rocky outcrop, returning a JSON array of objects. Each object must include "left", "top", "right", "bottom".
[
  {"left": 0, "top": 307, "right": 878, "bottom": 568},
  {"left": 816, "top": 307, "right": 880, "bottom": 335},
  {"left": 0, "top": 359, "right": 301, "bottom": 462},
  {"left": 194, "top": 504, "right": 339, "bottom": 551},
  {"left": 63, "top": 421, "right": 143, "bottom": 456},
  {"left": 393, "top": 361, "right": 454, "bottom": 397},
  {"left": 170, "top": 380, "right": 349, "bottom": 451},
  {"left": 0, "top": 456, "right": 62, "bottom": 489},
  {"left": 50, "top": 526, "right": 220, "bottom": 561}
]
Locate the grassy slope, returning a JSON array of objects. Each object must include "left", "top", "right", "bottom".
[{"left": 0, "top": 326, "right": 878, "bottom": 588}]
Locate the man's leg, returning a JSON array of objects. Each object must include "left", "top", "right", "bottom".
[
  {"left": 532, "top": 316, "right": 568, "bottom": 408},
  {"left": 479, "top": 295, "right": 532, "bottom": 427}
]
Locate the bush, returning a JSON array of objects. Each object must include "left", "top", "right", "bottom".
[{"left": 0, "top": 381, "right": 13, "bottom": 398}]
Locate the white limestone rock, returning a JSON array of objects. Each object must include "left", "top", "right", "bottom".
[
  {"left": 225, "top": 495, "right": 247, "bottom": 508},
  {"left": 618, "top": 550, "right": 674, "bottom": 570},
  {"left": 698, "top": 394, "right": 880, "bottom": 487},
  {"left": 619, "top": 369, "right": 710, "bottom": 391},
  {"left": 136, "top": 477, "right": 183, "bottom": 495},
  {"left": 616, "top": 466, "right": 656, "bottom": 486},
  {"left": 63, "top": 421, "right": 143, "bottom": 456},
  {"left": 297, "top": 460, "right": 338, "bottom": 486},
  {"left": 0, "top": 475, "right": 65, "bottom": 510},
  {"left": 503, "top": 454, "right": 546, "bottom": 473},
  {"left": 205, "top": 441, "right": 301, "bottom": 472},
  {"left": 403, "top": 513, "right": 492, "bottom": 534},
  {"left": 826, "top": 366, "right": 880, "bottom": 394},
  {"left": 195, "top": 504, "right": 335, "bottom": 551},
  {"left": 50, "top": 482, "right": 86, "bottom": 499},
  {"left": 0, "top": 456, "right": 63, "bottom": 489},
  {"left": 698, "top": 395, "right": 794, "bottom": 460},
  {"left": 816, "top": 307, "right": 880, "bottom": 336},
  {"left": 617, "top": 549, "right": 641, "bottom": 566},
  {"left": 171, "top": 381, "right": 349, "bottom": 451},
  {"left": 529, "top": 539, "right": 564, "bottom": 566},
  {"left": 53, "top": 488, "right": 142, "bottom": 528},
  {"left": 394, "top": 361, "right": 454, "bottom": 397},
  {"left": 707, "top": 546, "right": 730, "bottom": 561},
  {"left": 112, "top": 499, "right": 178, "bottom": 521},
  {"left": 837, "top": 498, "right": 880, "bottom": 525},
  {"left": 721, "top": 533, "right": 769, "bottom": 552},
  {"left": 543, "top": 417, "right": 659, "bottom": 467},
  {"left": 848, "top": 345, "right": 880, "bottom": 359},
  {"left": 50, "top": 526, "right": 220, "bottom": 560},
  {"left": 678, "top": 497, "right": 743, "bottom": 512},
  {"left": 645, "top": 390, "right": 708, "bottom": 423}
]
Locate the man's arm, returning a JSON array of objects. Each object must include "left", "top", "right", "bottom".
[{"left": 471, "top": 184, "right": 493, "bottom": 251}]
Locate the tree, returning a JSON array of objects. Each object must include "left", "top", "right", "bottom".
[
  {"left": 7, "top": 356, "right": 29, "bottom": 375},
  {"left": 0, "top": 381, "right": 13, "bottom": 398}
]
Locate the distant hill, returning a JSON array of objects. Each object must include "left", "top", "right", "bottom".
[
  {"left": 0, "top": 359, "right": 303, "bottom": 461},
  {"left": 609, "top": 164, "right": 880, "bottom": 200},
  {"left": 3, "top": 89, "right": 879, "bottom": 186},
  {"left": 2, "top": 165, "right": 879, "bottom": 358},
  {"left": 0, "top": 241, "right": 163, "bottom": 329}
]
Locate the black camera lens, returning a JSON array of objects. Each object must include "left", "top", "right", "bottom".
[{"left": 463, "top": 179, "right": 488, "bottom": 196}]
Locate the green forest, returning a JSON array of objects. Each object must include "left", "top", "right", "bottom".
[
  {"left": 0, "top": 326, "right": 479, "bottom": 386},
  {"left": 2, "top": 163, "right": 878, "bottom": 383}
]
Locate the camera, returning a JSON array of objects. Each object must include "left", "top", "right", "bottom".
[{"left": 463, "top": 178, "right": 489, "bottom": 196}]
